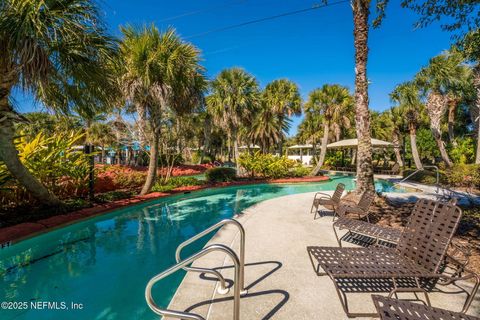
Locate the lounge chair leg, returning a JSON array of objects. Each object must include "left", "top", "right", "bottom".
[
  {"left": 331, "top": 276, "right": 379, "bottom": 318},
  {"left": 333, "top": 225, "right": 342, "bottom": 247}
]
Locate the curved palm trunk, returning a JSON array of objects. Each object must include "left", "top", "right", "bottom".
[
  {"left": 473, "top": 65, "right": 480, "bottom": 164},
  {"left": 311, "top": 122, "right": 329, "bottom": 176},
  {"left": 353, "top": 0, "right": 375, "bottom": 193},
  {"left": 409, "top": 124, "right": 423, "bottom": 170},
  {"left": 447, "top": 97, "right": 457, "bottom": 146},
  {"left": 392, "top": 131, "right": 403, "bottom": 167},
  {"left": 140, "top": 107, "right": 161, "bottom": 195},
  {"left": 426, "top": 92, "right": 453, "bottom": 167},
  {"left": 0, "top": 91, "right": 61, "bottom": 206}
]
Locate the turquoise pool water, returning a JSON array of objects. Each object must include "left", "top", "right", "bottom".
[{"left": 0, "top": 176, "right": 404, "bottom": 320}]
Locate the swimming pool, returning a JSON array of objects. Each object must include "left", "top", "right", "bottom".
[{"left": 0, "top": 177, "right": 404, "bottom": 320}]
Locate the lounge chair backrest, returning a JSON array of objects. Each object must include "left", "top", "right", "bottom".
[
  {"left": 391, "top": 163, "right": 400, "bottom": 174},
  {"left": 396, "top": 199, "right": 462, "bottom": 274},
  {"left": 357, "top": 190, "right": 375, "bottom": 211},
  {"left": 332, "top": 183, "right": 346, "bottom": 203}
]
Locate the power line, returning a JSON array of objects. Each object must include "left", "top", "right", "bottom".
[
  {"left": 159, "top": 0, "right": 248, "bottom": 23},
  {"left": 185, "top": 0, "right": 350, "bottom": 40}
]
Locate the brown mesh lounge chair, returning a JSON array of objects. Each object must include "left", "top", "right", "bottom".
[
  {"left": 379, "top": 163, "right": 401, "bottom": 175},
  {"left": 332, "top": 197, "right": 458, "bottom": 247},
  {"left": 307, "top": 199, "right": 480, "bottom": 318},
  {"left": 310, "top": 183, "right": 345, "bottom": 218},
  {"left": 372, "top": 295, "right": 480, "bottom": 320},
  {"left": 333, "top": 190, "right": 375, "bottom": 222}
]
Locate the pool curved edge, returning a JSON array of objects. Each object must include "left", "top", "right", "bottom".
[{"left": 0, "top": 176, "right": 331, "bottom": 245}]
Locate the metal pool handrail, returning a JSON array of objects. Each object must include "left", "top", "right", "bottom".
[
  {"left": 145, "top": 244, "right": 241, "bottom": 320},
  {"left": 394, "top": 165, "right": 439, "bottom": 193},
  {"left": 175, "top": 219, "right": 247, "bottom": 294}
]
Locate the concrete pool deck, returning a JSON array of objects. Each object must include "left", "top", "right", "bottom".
[{"left": 166, "top": 191, "right": 480, "bottom": 319}]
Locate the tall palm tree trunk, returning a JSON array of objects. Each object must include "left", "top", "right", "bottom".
[
  {"left": 0, "top": 93, "right": 61, "bottom": 206},
  {"left": 353, "top": 0, "right": 375, "bottom": 193},
  {"left": 409, "top": 125, "right": 423, "bottom": 169},
  {"left": 447, "top": 97, "right": 458, "bottom": 146},
  {"left": 426, "top": 92, "right": 453, "bottom": 167},
  {"left": 232, "top": 128, "right": 241, "bottom": 174},
  {"left": 140, "top": 108, "right": 161, "bottom": 195},
  {"left": 311, "top": 122, "right": 329, "bottom": 176},
  {"left": 392, "top": 132, "right": 404, "bottom": 167},
  {"left": 474, "top": 65, "right": 480, "bottom": 164}
]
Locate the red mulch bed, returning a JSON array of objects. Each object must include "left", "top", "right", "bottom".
[{"left": 0, "top": 175, "right": 329, "bottom": 244}]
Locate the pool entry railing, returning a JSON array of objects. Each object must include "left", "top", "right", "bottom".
[
  {"left": 145, "top": 244, "right": 241, "bottom": 320},
  {"left": 394, "top": 165, "right": 440, "bottom": 193},
  {"left": 175, "top": 218, "right": 247, "bottom": 295}
]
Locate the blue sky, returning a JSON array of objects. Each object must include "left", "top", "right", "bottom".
[{"left": 15, "top": 0, "right": 454, "bottom": 136}]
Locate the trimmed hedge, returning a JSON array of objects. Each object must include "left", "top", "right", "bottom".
[{"left": 205, "top": 167, "right": 236, "bottom": 182}]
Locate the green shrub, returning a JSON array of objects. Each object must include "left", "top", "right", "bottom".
[
  {"left": 151, "top": 176, "right": 204, "bottom": 192},
  {"left": 238, "top": 152, "right": 296, "bottom": 178},
  {"left": 445, "top": 164, "right": 480, "bottom": 188},
  {"left": 290, "top": 166, "right": 311, "bottom": 177},
  {"left": 0, "top": 130, "right": 90, "bottom": 199},
  {"left": 205, "top": 167, "right": 237, "bottom": 182},
  {"left": 166, "top": 176, "right": 204, "bottom": 187},
  {"left": 449, "top": 138, "right": 475, "bottom": 164},
  {"left": 96, "top": 190, "right": 134, "bottom": 202}
]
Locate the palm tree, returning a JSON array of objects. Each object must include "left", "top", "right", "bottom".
[
  {"left": 207, "top": 68, "right": 259, "bottom": 173},
  {"left": 262, "top": 79, "right": 302, "bottom": 154},
  {"left": 390, "top": 82, "right": 424, "bottom": 169},
  {"left": 307, "top": 85, "right": 353, "bottom": 176},
  {"left": 119, "top": 25, "right": 205, "bottom": 195},
  {"left": 296, "top": 112, "right": 324, "bottom": 161},
  {"left": 88, "top": 122, "right": 117, "bottom": 163},
  {"left": 415, "top": 50, "right": 471, "bottom": 167},
  {"left": 0, "top": 0, "right": 117, "bottom": 206},
  {"left": 371, "top": 110, "right": 404, "bottom": 167},
  {"left": 249, "top": 103, "right": 287, "bottom": 153},
  {"left": 351, "top": 0, "right": 388, "bottom": 193}
]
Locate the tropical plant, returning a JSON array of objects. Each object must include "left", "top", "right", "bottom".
[
  {"left": 0, "top": 130, "right": 91, "bottom": 206},
  {"left": 459, "top": 30, "right": 480, "bottom": 164},
  {"left": 262, "top": 79, "right": 302, "bottom": 153},
  {"left": 390, "top": 82, "right": 425, "bottom": 169},
  {"left": 0, "top": 0, "right": 117, "bottom": 206},
  {"left": 238, "top": 152, "right": 296, "bottom": 179},
  {"left": 371, "top": 109, "right": 404, "bottom": 166},
  {"left": 207, "top": 68, "right": 259, "bottom": 173},
  {"left": 306, "top": 85, "right": 353, "bottom": 175},
  {"left": 415, "top": 50, "right": 471, "bottom": 167},
  {"left": 119, "top": 25, "right": 205, "bottom": 195}
]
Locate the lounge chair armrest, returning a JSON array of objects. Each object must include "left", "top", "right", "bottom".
[
  {"left": 314, "top": 192, "right": 332, "bottom": 199},
  {"left": 438, "top": 268, "right": 479, "bottom": 285}
]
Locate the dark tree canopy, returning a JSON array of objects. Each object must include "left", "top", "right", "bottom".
[{"left": 401, "top": 0, "right": 480, "bottom": 34}]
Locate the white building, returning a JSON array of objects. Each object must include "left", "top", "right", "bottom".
[{"left": 286, "top": 144, "right": 318, "bottom": 166}]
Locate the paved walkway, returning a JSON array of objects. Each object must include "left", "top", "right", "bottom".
[{"left": 167, "top": 192, "right": 480, "bottom": 319}]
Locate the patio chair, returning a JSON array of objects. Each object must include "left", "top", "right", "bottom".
[
  {"left": 379, "top": 163, "right": 401, "bottom": 175},
  {"left": 332, "top": 197, "right": 458, "bottom": 248},
  {"left": 333, "top": 190, "right": 375, "bottom": 222},
  {"left": 310, "top": 183, "right": 345, "bottom": 218},
  {"left": 307, "top": 199, "right": 480, "bottom": 318},
  {"left": 372, "top": 294, "right": 480, "bottom": 320}
]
